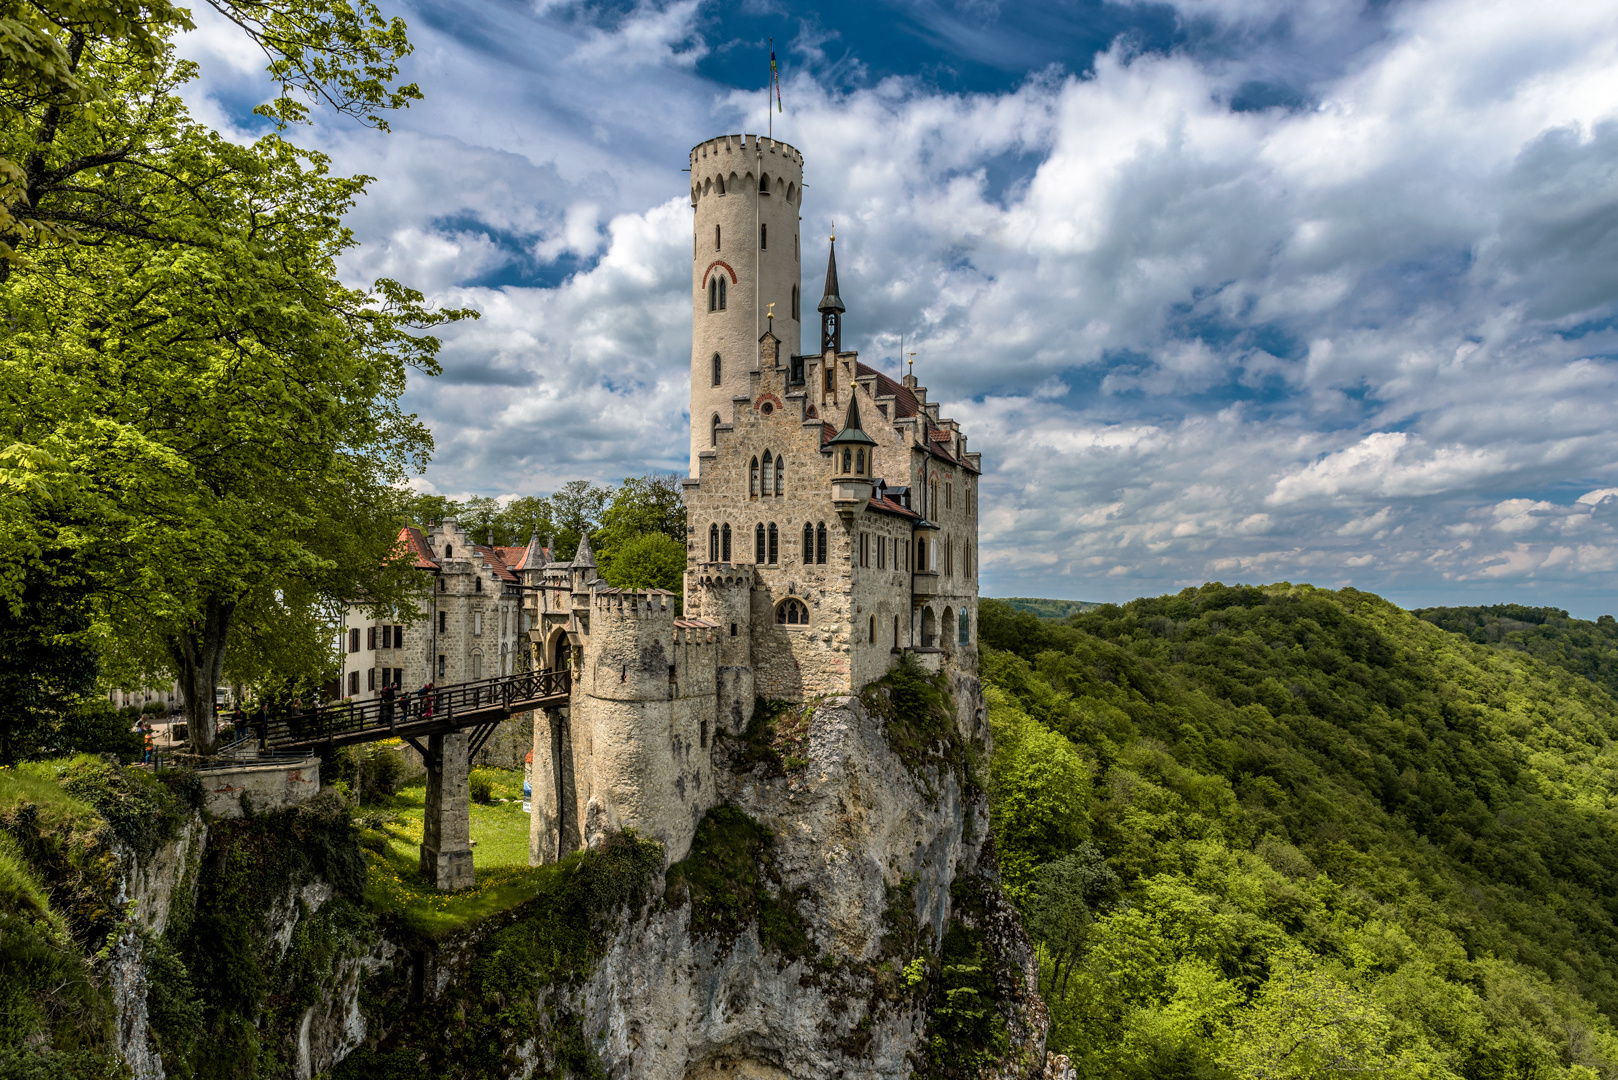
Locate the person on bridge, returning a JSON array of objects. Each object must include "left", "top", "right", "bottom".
[
  {"left": 423, "top": 681, "right": 435, "bottom": 718},
  {"left": 381, "top": 681, "right": 395, "bottom": 728}
]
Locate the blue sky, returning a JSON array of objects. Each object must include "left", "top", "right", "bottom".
[{"left": 179, "top": 0, "right": 1618, "bottom": 616}]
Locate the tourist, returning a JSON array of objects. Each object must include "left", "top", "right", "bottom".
[
  {"left": 138, "top": 719, "right": 155, "bottom": 765},
  {"left": 381, "top": 681, "right": 395, "bottom": 728}
]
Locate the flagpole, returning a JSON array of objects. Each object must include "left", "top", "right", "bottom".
[{"left": 768, "top": 38, "right": 773, "bottom": 140}]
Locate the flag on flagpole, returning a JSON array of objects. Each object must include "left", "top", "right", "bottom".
[{"left": 771, "top": 39, "right": 782, "bottom": 112}]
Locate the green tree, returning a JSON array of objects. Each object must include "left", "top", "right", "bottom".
[
  {"left": 1, "top": 45, "right": 470, "bottom": 753},
  {"left": 1025, "top": 844, "right": 1119, "bottom": 1000}
]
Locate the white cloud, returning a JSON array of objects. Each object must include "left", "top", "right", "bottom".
[{"left": 173, "top": 0, "right": 1618, "bottom": 615}]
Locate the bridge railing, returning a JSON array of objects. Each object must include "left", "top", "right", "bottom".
[{"left": 255, "top": 667, "right": 571, "bottom": 749}]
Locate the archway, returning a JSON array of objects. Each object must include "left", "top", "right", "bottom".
[{"left": 920, "top": 606, "right": 937, "bottom": 648}]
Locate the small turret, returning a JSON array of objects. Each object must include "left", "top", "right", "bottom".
[
  {"left": 829, "top": 395, "right": 877, "bottom": 514},
  {"left": 818, "top": 238, "right": 845, "bottom": 353},
  {"left": 570, "top": 532, "right": 597, "bottom": 594}
]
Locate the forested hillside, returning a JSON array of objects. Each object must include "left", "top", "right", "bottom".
[
  {"left": 1415, "top": 604, "right": 1618, "bottom": 700},
  {"left": 980, "top": 585, "right": 1618, "bottom": 1079}
]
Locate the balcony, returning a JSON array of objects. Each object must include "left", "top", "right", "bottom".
[{"left": 912, "top": 571, "right": 940, "bottom": 598}]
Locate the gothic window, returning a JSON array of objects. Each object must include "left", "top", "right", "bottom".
[
  {"left": 756, "top": 523, "right": 766, "bottom": 563},
  {"left": 760, "top": 172, "right": 770, "bottom": 193},
  {"left": 721, "top": 523, "right": 731, "bottom": 562},
  {"left": 768, "top": 523, "right": 778, "bottom": 564},
  {"left": 774, "top": 454, "right": 784, "bottom": 495},
  {"left": 960, "top": 611, "right": 970, "bottom": 645},
  {"left": 716, "top": 176, "right": 725, "bottom": 195},
  {"left": 708, "top": 277, "right": 717, "bottom": 311},
  {"left": 842, "top": 449, "right": 851, "bottom": 472},
  {"left": 761, "top": 451, "right": 773, "bottom": 495},
  {"left": 791, "top": 285, "right": 799, "bottom": 321},
  {"left": 712, "top": 353, "right": 722, "bottom": 386},
  {"left": 750, "top": 457, "right": 760, "bottom": 497},
  {"left": 444, "top": 545, "right": 453, "bottom": 558},
  {"left": 788, "top": 182, "right": 796, "bottom": 205},
  {"left": 776, "top": 598, "right": 809, "bottom": 626},
  {"left": 709, "top": 523, "right": 719, "bottom": 562},
  {"left": 803, "top": 522, "right": 814, "bottom": 564},
  {"left": 816, "top": 522, "right": 827, "bottom": 564},
  {"left": 945, "top": 540, "right": 953, "bottom": 576},
  {"left": 855, "top": 449, "right": 864, "bottom": 474},
  {"left": 718, "top": 276, "right": 727, "bottom": 309},
  {"left": 760, "top": 223, "right": 767, "bottom": 249}
]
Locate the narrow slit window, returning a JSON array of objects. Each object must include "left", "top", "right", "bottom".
[
  {"left": 716, "top": 224, "right": 721, "bottom": 249},
  {"left": 755, "top": 523, "right": 766, "bottom": 564},
  {"left": 721, "top": 523, "right": 731, "bottom": 562},
  {"left": 712, "top": 353, "right": 722, "bottom": 386},
  {"left": 768, "top": 523, "right": 778, "bottom": 564},
  {"left": 760, "top": 223, "right": 767, "bottom": 249},
  {"left": 709, "top": 523, "right": 719, "bottom": 562},
  {"left": 816, "top": 522, "right": 827, "bottom": 564},
  {"left": 774, "top": 455, "right": 784, "bottom": 495},
  {"left": 803, "top": 522, "right": 814, "bottom": 564}
]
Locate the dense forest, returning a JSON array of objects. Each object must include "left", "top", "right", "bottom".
[
  {"left": 980, "top": 585, "right": 1618, "bottom": 1079},
  {"left": 1415, "top": 604, "right": 1618, "bottom": 700}
]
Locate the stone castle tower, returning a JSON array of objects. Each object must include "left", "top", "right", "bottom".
[
  {"left": 689, "top": 135, "right": 804, "bottom": 473},
  {"left": 529, "top": 134, "right": 983, "bottom": 869}
]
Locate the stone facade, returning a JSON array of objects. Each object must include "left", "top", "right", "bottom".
[{"left": 526, "top": 134, "right": 984, "bottom": 869}]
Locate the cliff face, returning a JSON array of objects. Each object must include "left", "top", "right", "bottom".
[{"left": 342, "top": 676, "right": 1049, "bottom": 1080}]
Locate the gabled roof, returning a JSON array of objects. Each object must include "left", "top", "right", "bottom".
[
  {"left": 868, "top": 495, "right": 920, "bottom": 520},
  {"left": 855, "top": 361, "right": 920, "bottom": 419},
  {"left": 398, "top": 527, "right": 439, "bottom": 570},
  {"left": 472, "top": 544, "right": 520, "bottom": 583}
]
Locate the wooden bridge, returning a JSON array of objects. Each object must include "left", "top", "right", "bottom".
[{"left": 264, "top": 667, "right": 571, "bottom": 761}]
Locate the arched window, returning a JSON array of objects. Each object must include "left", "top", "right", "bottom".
[
  {"left": 718, "top": 277, "right": 727, "bottom": 310},
  {"left": 776, "top": 598, "right": 809, "bottom": 626},
  {"left": 842, "top": 449, "right": 851, "bottom": 473},
  {"left": 791, "top": 284, "right": 799, "bottom": 321},
  {"left": 760, "top": 223, "right": 767, "bottom": 249},
  {"left": 959, "top": 611, "right": 970, "bottom": 645},
  {"left": 869, "top": 614, "right": 875, "bottom": 642},
  {"left": 712, "top": 353, "right": 722, "bottom": 386},
  {"left": 716, "top": 176, "right": 725, "bottom": 195},
  {"left": 709, "top": 523, "right": 719, "bottom": 562},
  {"left": 711, "top": 414, "right": 720, "bottom": 447},
  {"left": 755, "top": 523, "right": 766, "bottom": 563},
  {"left": 855, "top": 449, "right": 864, "bottom": 474},
  {"left": 774, "top": 455, "right": 784, "bottom": 495},
  {"left": 721, "top": 523, "right": 732, "bottom": 562},
  {"left": 767, "top": 522, "right": 778, "bottom": 564},
  {"left": 750, "top": 457, "right": 760, "bottom": 497},
  {"left": 803, "top": 522, "right": 814, "bottom": 564},
  {"left": 921, "top": 607, "right": 936, "bottom": 648},
  {"left": 816, "top": 522, "right": 827, "bottom": 564},
  {"left": 760, "top": 172, "right": 770, "bottom": 193},
  {"left": 708, "top": 277, "right": 717, "bottom": 311},
  {"left": 761, "top": 451, "right": 773, "bottom": 495}
]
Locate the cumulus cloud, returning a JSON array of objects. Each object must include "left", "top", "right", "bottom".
[{"left": 175, "top": 0, "right": 1618, "bottom": 615}]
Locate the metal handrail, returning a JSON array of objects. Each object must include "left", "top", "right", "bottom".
[{"left": 258, "top": 666, "right": 571, "bottom": 750}]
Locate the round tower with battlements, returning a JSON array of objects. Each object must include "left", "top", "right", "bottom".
[{"left": 689, "top": 134, "right": 804, "bottom": 475}]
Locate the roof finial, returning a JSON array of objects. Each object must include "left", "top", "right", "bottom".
[{"left": 908, "top": 351, "right": 916, "bottom": 376}]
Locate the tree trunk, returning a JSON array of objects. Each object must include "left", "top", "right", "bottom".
[{"left": 167, "top": 597, "right": 235, "bottom": 756}]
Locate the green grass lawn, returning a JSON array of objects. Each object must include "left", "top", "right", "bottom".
[{"left": 359, "top": 767, "right": 558, "bottom": 938}]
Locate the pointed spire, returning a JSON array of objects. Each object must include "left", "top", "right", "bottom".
[
  {"left": 571, "top": 531, "right": 596, "bottom": 569},
  {"left": 818, "top": 237, "right": 845, "bottom": 315},
  {"left": 519, "top": 529, "right": 544, "bottom": 571},
  {"left": 828, "top": 393, "right": 878, "bottom": 447}
]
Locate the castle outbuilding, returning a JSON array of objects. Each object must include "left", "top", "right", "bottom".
[{"left": 527, "top": 134, "right": 983, "bottom": 868}]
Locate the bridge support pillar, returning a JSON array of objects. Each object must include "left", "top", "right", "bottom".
[
  {"left": 528, "top": 706, "right": 579, "bottom": 866},
  {"left": 420, "top": 731, "right": 474, "bottom": 891}
]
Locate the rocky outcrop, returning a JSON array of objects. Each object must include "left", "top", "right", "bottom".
[
  {"left": 528, "top": 691, "right": 1045, "bottom": 1080},
  {"left": 109, "top": 812, "right": 206, "bottom": 1080}
]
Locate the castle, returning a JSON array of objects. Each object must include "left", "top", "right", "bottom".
[
  {"left": 523, "top": 134, "right": 983, "bottom": 867},
  {"left": 339, "top": 134, "right": 984, "bottom": 877}
]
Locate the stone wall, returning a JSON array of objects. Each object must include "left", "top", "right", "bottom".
[{"left": 201, "top": 758, "right": 321, "bottom": 818}]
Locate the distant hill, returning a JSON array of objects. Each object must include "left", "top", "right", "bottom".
[
  {"left": 1414, "top": 603, "right": 1618, "bottom": 699},
  {"left": 995, "top": 596, "right": 1100, "bottom": 620},
  {"left": 979, "top": 587, "right": 1618, "bottom": 1076}
]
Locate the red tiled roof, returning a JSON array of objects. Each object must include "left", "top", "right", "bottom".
[
  {"left": 821, "top": 422, "right": 837, "bottom": 446},
  {"left": 398, "top": 527, "right": 439, "bottom": 570},
  {"left": 856, "top": 361, "right": 920, "bottom": 419},
  {"left": 495, "top": 545, "right": 527, "bottom": 567},
  {"left": 473, "top": 544, "right": 520, "bottom": 583},
  {"left": 868, "top": 495, "right": 920, "bottom": 520}
]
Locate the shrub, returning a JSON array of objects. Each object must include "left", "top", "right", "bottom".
[
  {"left": 468, "top": 768, "right": 494, "bottom": 804},
  {"left": 57, "top": 755, "right": 189, "bottom": 860}
]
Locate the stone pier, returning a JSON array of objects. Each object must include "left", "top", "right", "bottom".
[{"left": 420, "top": 731, "right": 474, "bottom": 891}]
